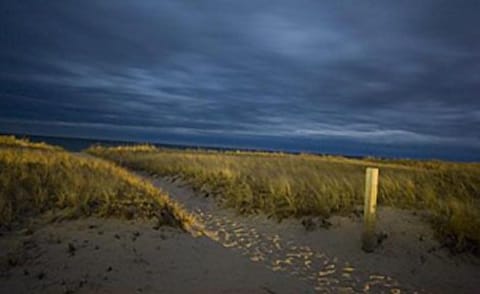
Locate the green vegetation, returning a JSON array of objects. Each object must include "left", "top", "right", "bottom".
[
  {"left": 0, "top": 137, "right": 191, "bottom": 229},
  {"left": 88, "top": 145, "right": 480, "bottom": 254}
]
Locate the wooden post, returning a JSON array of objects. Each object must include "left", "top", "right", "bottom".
[{"left": 362, "top": 167, "right": 379, "bottom": 252}]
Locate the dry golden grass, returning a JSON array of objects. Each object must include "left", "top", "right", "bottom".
[
  {"left": 0, "top": 135, "right": 63, "bottom": 151},
  {"left": 0, "top": 137, "right": 191, "bottom": 229},
  {"left": 88, "top": 145, "right": 480, "bottom": 254}
]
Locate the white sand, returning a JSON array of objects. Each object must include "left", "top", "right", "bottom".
[{"left": 0, "top": 218, "right": 310, "bottom": 293}]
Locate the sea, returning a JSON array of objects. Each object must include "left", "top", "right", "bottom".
[{"left": 2, "top": 133, "right": 479, "bottom": 162}]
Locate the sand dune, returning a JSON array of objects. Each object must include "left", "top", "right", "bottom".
[{"left": 2, "top": 172, "right": 480, "bottom": 293}]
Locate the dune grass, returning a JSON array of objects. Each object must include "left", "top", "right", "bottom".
[
  {"left": 0, "top": 135, "right": 64, "bottom": 151},
  {"left": 0, "top": 137, "right": 191, "bottom": 230},
  {"left": 87, "top": 145, "right": 480, "bottom": 254}
]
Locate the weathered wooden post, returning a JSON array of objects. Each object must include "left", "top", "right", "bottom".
[{"left": 362, "top": 167, "right": 379, "bottom": 252}]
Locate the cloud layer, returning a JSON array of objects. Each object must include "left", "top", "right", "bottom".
[{"left": 1, "top": 1, "right": 479, "bottom": 160}]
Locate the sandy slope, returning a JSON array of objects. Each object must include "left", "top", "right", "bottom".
[{"left": 0, "top": 218, "right": 310, "bottom": 293}]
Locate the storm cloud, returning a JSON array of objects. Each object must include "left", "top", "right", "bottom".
[{"left": 1, "top": 1, "right": 479, "bottom": 159}]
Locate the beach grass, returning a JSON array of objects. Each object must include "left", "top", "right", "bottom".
[
  {"left": 0, "top": 136, "right": 191, "bottom": 229},
  {"left": 87, "top": 145, "right": 480, "bottom": 254},
  {"left": 0, "top": 135, "right": 64, "bottom": 151}
]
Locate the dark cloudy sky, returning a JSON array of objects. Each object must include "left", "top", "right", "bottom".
[{"left": 1, "top": 1, "right": 479, "bottom": 160}]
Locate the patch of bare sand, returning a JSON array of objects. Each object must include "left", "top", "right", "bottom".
[
  {"left": 152, "top": 175, "right": 480, "bottom": 293},
  {"left": 0, "top": 218, "right": 310, "bottom": 293},
  {"left": 281, "top": 208, "right": 480, "bottom": 293}
]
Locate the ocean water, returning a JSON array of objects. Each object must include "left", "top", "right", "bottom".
[
  {"left": 11, "top": 134, "right": 178, "bottom": 153},
  {"left": 4, "top": 133, "right": 479, "bottom": 162}
]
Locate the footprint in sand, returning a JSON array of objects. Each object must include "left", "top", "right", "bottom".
[{"left": 150, "top": 176, "right": 419, "bottom": 293}]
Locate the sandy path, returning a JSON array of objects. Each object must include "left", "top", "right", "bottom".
[
  {"left": 147, "top": 174, "right": 480, "bottom": 293},
  {"left": 0, "top": 218, "right": 311, "bottom": 293},
  {"left": 3, "top": 154, "right": 478, "bottom": 293}
]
